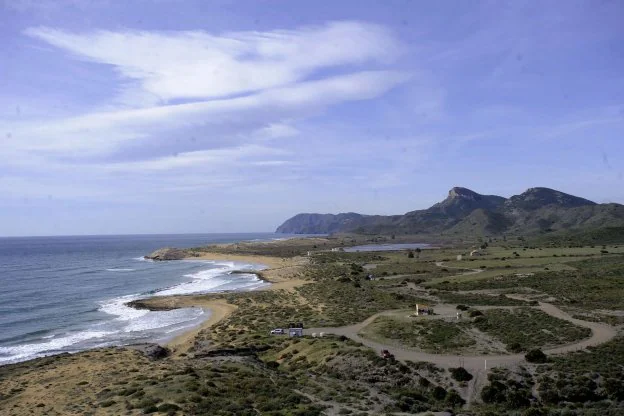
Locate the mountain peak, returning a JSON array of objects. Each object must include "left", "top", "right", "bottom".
[
  {"left": 427, "top": 187, "right": 506, "bottom": 217},
  {"left": 448, "top": 187, "right": 479, "bottom": 199},
  {"left": 506, "top": 187, "right": 596, "bottom": 211}
]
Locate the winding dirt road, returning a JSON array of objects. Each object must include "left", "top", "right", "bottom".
[
  {"left": 304, "top": 302, "right": 616, "bottom": 371},
  {"left": 304, "top": 262, "right": 617, "bottom": 372}
]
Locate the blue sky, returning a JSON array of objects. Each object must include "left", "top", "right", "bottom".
[{"left": 1, "top": 0, "right": 623, "bottom": 236}]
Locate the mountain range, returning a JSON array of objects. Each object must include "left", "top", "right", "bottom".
[{"left": 275, "top": 187, "right": 624, "bottom": 236}]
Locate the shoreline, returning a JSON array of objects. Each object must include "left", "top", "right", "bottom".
[
  {"left": 134, "top": 251, "right": 310, "bottom": 355},
  {"left": 0, "top": 251, "right": 309, "bottom": 366}
]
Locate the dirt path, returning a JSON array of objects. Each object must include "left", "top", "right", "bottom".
[
  {"left": 304, "top": 300, "right": 617, "bottom": 372},
  {"left": 304, "top": 255, "right": 616, "bottom": 372},
  {"left": 435, "top": 261, "right": 484, "bottom": 276}
]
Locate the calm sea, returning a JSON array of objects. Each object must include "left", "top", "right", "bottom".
[{"left": 0, "top": 233, "right": 295, "bottom": 365}]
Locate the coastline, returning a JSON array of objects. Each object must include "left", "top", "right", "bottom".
[
  {"left": 137, "top": 251, "right": 310, "bottom": 355},
  {"left": 188, "top": 251, "right": 309, "bottom": 290}
]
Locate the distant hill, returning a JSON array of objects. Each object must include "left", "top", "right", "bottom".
[
  {"left": 275, "top": 213, "right": 367, "bottom": 234},
  {"left": 275, "top": 187, "right": 624, "bottom": 236}
]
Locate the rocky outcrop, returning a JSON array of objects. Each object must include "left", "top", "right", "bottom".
[
  {"left": 144, "top": 247, "right": 187, "bottom": 261},
  {"left": 129, "top": 344, "right": 170, "bottom": 360}
]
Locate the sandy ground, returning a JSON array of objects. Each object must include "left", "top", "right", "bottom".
[
  {"left": 140, "top": 252, "right": 310, "bottom": 354},
  {"left": 190, "top": 251, "right": 308, "bottom": 285},
  {"left": 164, "top": 299, "right": 238, "bottom": 354}
]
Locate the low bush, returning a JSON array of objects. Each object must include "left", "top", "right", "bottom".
[
  {"left": 525, "top": 349, "right": 548, "bottom": 363},
  {"left": 449, "top": 367, "right": 473, "bottom": 382}
]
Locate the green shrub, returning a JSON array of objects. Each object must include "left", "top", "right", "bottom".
[
  {"left": 525, "top": 349, "right": 548, "bottom": 363},
  {"left": 100, "top": 400, "right": 115, "bottom": 408},
  {"left": 445, "top": 389, "right": 466, "bottom": 407},
  {"left": 157, "top": 403, "right": 181, "bottom": 412},
  {"left": 509, "top": 342, "right": 524, "bottom": 353},
  {"left": 449, "top": 367, "right": 473, "bottom": 382},
  {"left": 431, "top": 386, "right": 447, "bottom": 400}
]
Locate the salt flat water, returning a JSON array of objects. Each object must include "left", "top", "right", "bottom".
[
  {"left": 0, "top": 233, "right": 293, "bottom": 365},
  {"left": 344, "top": 243, "right": 430, "bottom": 252}
]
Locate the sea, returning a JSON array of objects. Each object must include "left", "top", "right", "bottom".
[{"left": 0, "top": 233, "right": 297, "bottom": 365}]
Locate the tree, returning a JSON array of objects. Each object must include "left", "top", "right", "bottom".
[{"left": 407, "top": 250, "right": 414, "bottom": 258}]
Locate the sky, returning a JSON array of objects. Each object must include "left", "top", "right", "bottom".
[{"left": 1, "top": 0, "right": 623, "bottom": 236}]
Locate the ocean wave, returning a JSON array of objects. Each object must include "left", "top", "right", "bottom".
[
  {"left": 99, "top": 292, "right": 205, "bottom": 332},
  {"left": 0, "top": 330, "right": 115, "bottom": 364},
  {"left": 99, "top": 294, "right": 149, "bottom": 321},
  {"left": 122, "top": 308, "right": 204, "bottom": 333},
  {"left": 134, "top": 256, "right": 152, "bottom": 262},
  {"left": 153, "top": 262, "right": 267, "bottom": 296},
  {"left": 0, "top": 259, "right": 268, "bottom": 364}
]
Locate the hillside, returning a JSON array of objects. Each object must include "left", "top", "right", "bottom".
[{"left": 276, "top": 187, "right": 624, "bottom": 236}]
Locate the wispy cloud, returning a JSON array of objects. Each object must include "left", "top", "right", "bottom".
[
  {"left": 0, "top": 20, "right": 414, "bottom": 211},
  {"left": 4, "top": 70, "right": 410, "bottom": 158},
  {"left": 26, "top": 22, "right": 402, "bottom": 103},
  {"left": 5, "top": 22, "right": 408, "bottom": 169}
]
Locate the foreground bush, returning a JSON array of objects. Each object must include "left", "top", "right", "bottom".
[
  {"left": 525, "top": 349, "right": 548, "bottom": 363},
  {"left": 449, "top": 367, "right": 473, "bottom": 382}
]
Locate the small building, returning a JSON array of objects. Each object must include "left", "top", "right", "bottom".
[
  {"left": 415, "top": 304, "right": 433, "bottom": 316},
  {"left": 470, "top": 250, "right": 483, "bottom": 257},
  {"left": 456, "top": 255, "right": 463, "bottom": 261},
  {"left": 289, "top": 328, "right": 303, "bottom": 337},
  {"left": 288, "top": 322, "right": 304, "bottom": 337}
]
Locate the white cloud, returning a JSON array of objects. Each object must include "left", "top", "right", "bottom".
[
  {"left": 26, "top": 21, "right": 402, "bottom": 103},
  {"left": 103, "top": 145, "right": 286, "bottom": 172},
  {"left": 4, "top": 70, "right": 410, "bottom": 155},
  {"left": 1, "top": 20, "right": 413, "bottom": 205},
  {"left": 252, "top": 123, "right": 299, "bottom": 140}
]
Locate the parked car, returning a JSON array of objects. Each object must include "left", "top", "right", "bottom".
[
  {"left": 381, "top": 349, "right": 394, "bottom": 360},
  {"left": 270, "top": 328, "right": 285, "bottom": 335}
]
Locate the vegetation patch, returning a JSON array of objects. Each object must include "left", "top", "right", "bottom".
[
  {"left": 534, "top": 337, "right": 624, "bottom": 411},
  {"left": 434, "top": 291, "right": 529, "bottom": 306},
  {"left": 439, "top": 255, "right": 624, "bottom": 309},
  {"left": 474, "top": 308, "right": 591, "bottom": 351},
  {"left": 359, "top": 317, "right": 476, "bottom": 354}
]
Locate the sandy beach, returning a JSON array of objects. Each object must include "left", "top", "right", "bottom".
[{"left": 147, "top": 252, "right": 310, "bottom": 354}]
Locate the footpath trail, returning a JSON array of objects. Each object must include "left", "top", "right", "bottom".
[
  {"left": 434, "top": 261, "right": 483, "bottom": 275},
  {"left": 304, "top": 263, "right": 617, "bottom": 372}
]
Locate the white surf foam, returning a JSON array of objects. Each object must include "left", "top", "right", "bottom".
[
  {"left": 0, "top": 330, "right": 115, "bottom": 364},
  {"left": 99, "top": 294, "right": 149, "bottom": 321},
  {"left": 134, "top": 256, "right": 153, "bottom": 262},
  {"left": 99, "top": 292, "right": 205, "bottom": 333},
  {"left": 153, "top": 261, "right": 267, "bottom": 296},
  {"left": 0, "top": 259, "right": 267, "bottom": 365},
  {"left": 122, "top": 308, "right": 204, "bottom": 333}
]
